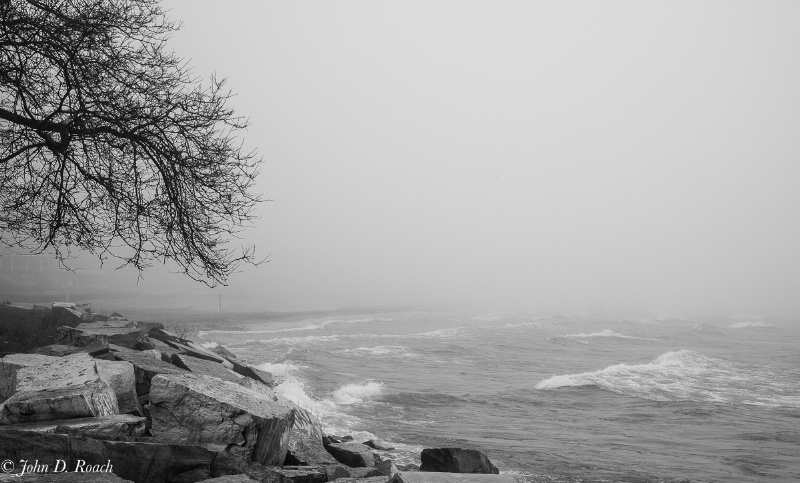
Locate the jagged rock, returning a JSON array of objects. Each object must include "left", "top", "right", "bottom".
[
  {"left": 70, "top": 434, "right": 216, "bottom": 483},
  {"left": 210, "top": 452, "right": 328, "bottom": 482},
  {"left": 325, "top": 442, "right": 375, "bottom": 467},
  {"left": 375, "top": 453, "right": 400, "bottom": 477},
  {"left": 57, "top": 325, "right": 152, "bottom": 351},
  {"left": 391, "top": 473, "right": 516, "bottom": 482},
  {"left": 231, "top": 362, "right": 275, "bottom": 387},
  {"left": 149, "top": 373, "right": 294, "bottom": 465},
  {"left": 110, "top": 345, "right": 187, "bottom": 397},
  {"left": 0, "top": 414, "right": 146, "bottom": 440},
  {"left": 1, "top": 353, "right": 119, "bottom": 423},
  {"left": 0, "top": 428, "right": 69, "bottom": 462},
  {"left": 0, "top": 353, "right": 60, "bottom": 401},
  {"left": 28, "top": 344, "right": 111, "bottom": 359},
  {"left": 365, "top": 439, "right": 396, "bottom": 451},
  {"left": 240, "top": 380, "right": 335, "bottom": 467},
  {"left": 53, "top": 326, "right": 110, "bottom": 350},
  {"left": 95, "top": 359, "right": 141, "bottom": 415},
  {"left": 0, "top": 473, "right": 134, "bottom": 482},
  {"left": 78, "top": 320, "right": 137, "bottom": 329},
  {"left": 170, "top": 353, "right": 242, "bottom": 383},
  {"left": 209, "top": 343, "right": 238, "bottom": 360},
  {"left": 150, "top": 339, "right": 185, "bottom": 362},
  {"left": 0, "top": 381, "right": 118, "bottom": 424},
  {"left": 419, "top": 448, "right": 499, "bottom": 474},
  {"left": 52, "top": 305, "right": 87, "bottom": 326}
]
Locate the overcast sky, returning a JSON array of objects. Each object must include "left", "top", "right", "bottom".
[{"left": 142, "top": 0, "right": 800, "bottom": 315}]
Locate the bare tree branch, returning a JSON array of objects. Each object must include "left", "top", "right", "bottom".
[{"left": 0, "top": 0, "right": 263, "bottom": 286}]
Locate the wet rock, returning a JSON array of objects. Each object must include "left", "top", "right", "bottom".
[
  {"left": 169, "top": 353, "right": 242, "bottom": 383},
  {"left": 325, "top": 442, "right": 375, "bottom": 467},
  {"left": 94, "top": 359, "right": 141, "bottom": 415},
  {"left": 419, "top": 448, "right": 499, "bottom": 474},
  {"left": 231, "top": 362, "right": 275, "bottom": 387},
  {"left": 110, "top": 345, "right": 187, "bottom": 397},
  {"left": 365, "top": 439, "right": 396, "bottom": 451},
  {"left": 149, "top": 373, "right": 294, "bottom": 465},
  {"left": 0, "top": 414, "right": 146, "bottom": 440},
  {"left": 211, "top": 452, "right": 328, "bottom": 482},
  {"left": 375, "top": 453, "right": 400, "bottom": 477}
]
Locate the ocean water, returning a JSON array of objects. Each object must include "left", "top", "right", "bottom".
[{"left": 197, "top": 309, "right": 800, "bottom": 482}]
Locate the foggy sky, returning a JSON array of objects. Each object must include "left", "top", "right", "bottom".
[{"left": 130, "top": 1, "right": 800, "bottom": 315}]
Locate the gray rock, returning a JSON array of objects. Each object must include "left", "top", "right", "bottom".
[
  {"left": 14, "top": 352, "right": 102, "bottom": 393},
  {"left": 28, "top": 344, "right": 111, "bottom": 358},
  {"left": 95, "top": 359, "right": 141, "bottom": 415},
  {"left": 375, "top": 453, "right": 400, "bottom": 477},
  {"left": 209, "top": 343, "right": 238, "bottom": 360},
  {"left": 170, "top": 353, "right": 242, "bottom": 383},
  {"left": 0, "top": 381, "right": 118, "bottom": 424},
  {"left": 211, "top": 452, "right": 327, "bottom": 482},
  {"left": 149, "top": 373, "right": 294, "bottom": 465},
  {"left": 70, "top": 435, "right": 216, "bottom": 483},
  {"left": 54, "top": 326, "right": 110, "bottom": 349},
  {"left": 345, "top": 466, "right": 385, "bottom": 478},
  {"left": 0, "top": 353, "right": 60, "bottom": 401},
  {"left": 78, "top": 320, "right": 137, "bottom": 329},
  {"left": 230, "top": 361, "right": 276, "bottom": 387},
  {"left": 325, "top": 442, "right": 375, "bottom": 467},
  {"left": 0, "top": 414, "right": 146, "bottom": 440},
  {"left": 333, "top": 478, "right": 389, "bottom": 483},
  {"left": 419, "top": 448, "right": 499, "bottom": 474},
  {"left": 365, "top": 439, "right": 396, "bottom": 451},
  {"left": 202, "top": 475, "right": 260, "bottom": 483},
  {"left": 391, "top": 473, "right": 517, "bottom": 482},
  {"left": 149, "top": 338, "right": 185, "bottom": 362},
  {"left": 0, "top": 472, "right": 134, "bottom": 482},
  {"left": 110, "top": 345, "right": 187, "bottom": 397},
  {"left": 271, "top": 466, "right": 328, "bottom": 482}
]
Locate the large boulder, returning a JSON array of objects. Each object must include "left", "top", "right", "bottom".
[
  {"left": 95, "top": 359, "right": 142, "bottom": 415},
  {"left": 149, "top": 373, "right": 295, "bottom": 465},
  {"left": 325, "top": 442, "right": 375, "bottom": 467},
  {"left": 1, "top": 352, "right": 119, "bottom": 423},
  {"left": 78, "top": 319, "right": 137, "bottom": 329},
  {"left": 0, "top": 353, "right": 59, "bottom": 401},
  {"left": 0, "top": 414, "right": 146, "bottom": 440},
  {"left": 0, "top": 381, "right": 118, "bottom": 424},
  {"left": 169, "top": 353, "right": 242, "bottom": 383},
  {"left": 57, "top": 325, "right": 152, "bottom": 351},
  {"left": 70, "top": 435, "right": 217, "bottom": 483},
  {"left": 419, "top": 448, "right": 499, "bottom": 474},
  {"left": 110, "top": 345, "right": 187, "bottom": 397}
]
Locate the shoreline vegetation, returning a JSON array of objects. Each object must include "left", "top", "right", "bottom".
[{"left": 0, "top": 301, "right": 512, "bottom": 483}]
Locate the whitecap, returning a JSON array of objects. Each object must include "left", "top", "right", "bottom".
[
  {"left": 332, "top": 381, "right": 385, "bottom": 405},
  {"left": 536, "top": 350, "right": 800, "bottom": 408}
]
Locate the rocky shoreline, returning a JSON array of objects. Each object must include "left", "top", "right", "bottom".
[{"left": 0, "top": 303, "right": 515, "bottom": 482}]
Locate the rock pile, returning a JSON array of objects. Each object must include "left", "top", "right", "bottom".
[{"left": 0, "top": 307, "right": 509, "bottom": 482}]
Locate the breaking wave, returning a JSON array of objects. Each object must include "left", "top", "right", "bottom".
[
  {"left": 536, "top": 350, "right": 800, "bottom": 408},
  {"left": 548, "top": 329, "right": 646, "bottom": 344},
  {"left": 337, "top": 345, "right": 420, "bottom": 358}
]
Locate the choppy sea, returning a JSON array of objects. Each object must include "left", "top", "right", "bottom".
[{"left": 196, "top": 309, "right": 800, "bottom": 482}]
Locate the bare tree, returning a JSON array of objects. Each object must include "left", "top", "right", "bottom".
[{"left": 0, "top": 0, "right": 262, "bottom": 286}]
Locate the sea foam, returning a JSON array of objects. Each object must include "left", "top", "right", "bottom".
[{"left": 536, "top": 350, "right": 800, "bottom": 408}]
